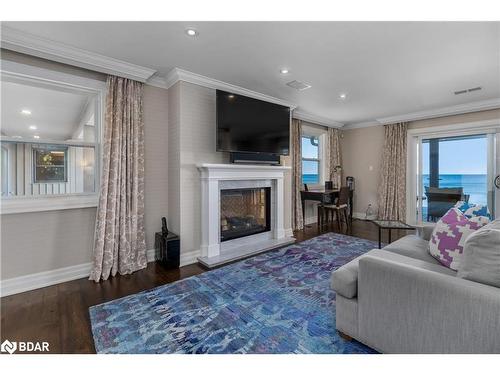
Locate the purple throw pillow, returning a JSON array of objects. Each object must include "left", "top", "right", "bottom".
[{"left": 429, "top": 208, "right": 489, "bottom": 270}]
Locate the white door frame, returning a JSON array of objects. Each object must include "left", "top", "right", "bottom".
[{"left": 406, "top": 118, "right": 500, "bottom": 224}]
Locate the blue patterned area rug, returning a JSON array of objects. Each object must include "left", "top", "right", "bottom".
[{"left": 89, "top": 233, "right": 378, "bottom": 354}]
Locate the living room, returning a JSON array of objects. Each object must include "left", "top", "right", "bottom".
[{"left": 1, "top": 0, "right": 500, "bottom": 371}]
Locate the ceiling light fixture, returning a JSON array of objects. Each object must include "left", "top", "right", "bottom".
[
  {"left": 21, "top": 109, "right": 32, "bottom": 115},
  {"left": 29, "top": 125, "right": 37, "bottom": 130},
  {"left": 33, "top": 135, "right": 40, "bottom": 139},
  {"left": 185, "top": 28, "right": 198, "bottom": 37},
  {"left": 339, "top": 93, "right": 347, "bottom": 100},
  {"left": 280, "top": 68, "right": 289, "bottom": 74}
]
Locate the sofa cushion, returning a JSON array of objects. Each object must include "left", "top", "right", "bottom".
[
  {"left": 383, "top": 235, "right": 440, "bottom": 265},
  {"left": 454, "top": 200, "right": 492, "bottom": 220},
  {"left": 331, "top": 248, "right": 456, "bottom": 299},
  {"left": 429, "top": 208, "right": 488, "bottom": 270},
  {"left": 418, "top": 224, "right": 436, "bottom": 241},
  {"left": 331, "top": 249, "right": 380, "bottom": 298},
  {"left": 458, "top": 219, "right": 500, "bottom": 288}
]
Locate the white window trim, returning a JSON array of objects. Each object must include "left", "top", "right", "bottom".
[
  {"left": 301, "top": 124, "right": 327, "bottom": 189},
  {"left": 0, "top": 60, "right": 106, "bottom": 214},
  {"left": 406, "top": 118, "right": 500, "bottom": 225}
]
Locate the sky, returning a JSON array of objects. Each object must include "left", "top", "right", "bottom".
[{"left": 422, "top": 136, "right": 487, "bottom": 175}]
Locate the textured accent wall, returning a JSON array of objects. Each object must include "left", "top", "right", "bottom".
[
  {"left": 143, "top": 85, "right": 169, "bottom": 249},
  {"left": 167, "top": 82, "right": 181, "bottom": 235},
  {"left": 178, "top": 82, "right": 227, "bottom": 256}
]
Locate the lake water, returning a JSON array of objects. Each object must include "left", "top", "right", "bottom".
[{"left": 302, "top": 174, "right": 319, "bottom": 184}]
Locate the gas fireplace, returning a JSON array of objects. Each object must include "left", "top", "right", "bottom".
[{"left": 220, "top": 187, "right": 271, "bottom": 241}]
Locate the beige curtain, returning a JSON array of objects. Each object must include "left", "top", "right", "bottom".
[
  {"left": 89, "top": 76, "right": 147, "bottom": 282},
  {"left": 291, "top": 118, "right": 304, "bottom": 230},
  {"left": 377, "top": 122, "right": 408, "bottom": 221},
  {"left": 328, "top": 128, "right": 342, "bottom": 188}
]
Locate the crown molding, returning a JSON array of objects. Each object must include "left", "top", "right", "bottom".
[
  {"left": 343, "top": 98, "right": 500, "bottom": 130},
  {"left": 293, "top": 110, "right": 344, "bottom": 128},
  {"left": 165, "top": 67, "right": 298, "bottom": 109},
  {"left": 376, "top": 98, "right": 500, "bottom": 124},
  {"left": 1, "top": 26, "right": 156, "bottom": 82},
  {"left": 342, "top": 120, "right": 380, "bottom": 130},
  {"left": 146, "top": 74, "right": 168, "bottom": 89}
]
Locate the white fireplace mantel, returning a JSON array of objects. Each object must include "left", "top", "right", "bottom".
[
  {"left": 197, "top": 163, "right": 294, "bottom": 267},
  {"left": 197, "top": 163, "right": 291, "bottom": 180}
]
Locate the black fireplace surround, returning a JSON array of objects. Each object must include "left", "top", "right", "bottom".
[{"left": 220, "top": 187, "right": 271, "bottom": 242}]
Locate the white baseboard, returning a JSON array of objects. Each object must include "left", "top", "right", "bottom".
[
  {"left": 146, "top": 248, "right": 156, "bottom": 262},
  {"left": 180, "top": 249, "right": 200, "bottom": 267},
  {"left": 352, "top": 212, "right": 378, "bottom": 220},
  {"left": 353, "top": 212, "right": 366, "bottom": 220},
  {"left": 304, "top": 216, "right": 318, "bottom": 225},
  {"left": 1, "top": 247, "right": 199, "bottom": 297},
  {"left": 1, "top": 262, "right": 93, "bottom": 297}
]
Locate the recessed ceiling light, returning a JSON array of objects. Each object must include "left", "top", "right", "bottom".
[
  {"left": 228, "top": 94, "right": 235, "bottom": 99},
  {"left": 21, "top": 109, "right": 32, "bottom": 115},
  {"left": 339, "top": 93, "right": 347, "bottom": 100},
  {"left": 29, "top": 125, "right": 37, "bottom": 130},
  {"left": 33, "top": 135, "right": 40, "bottom": 139},
  {"left": 280, "top": 68, "right": 289, "bottom": 74},
  {"left": 12, "top": 135, "right": 23, "bottom": 139},
  {"left": 185, "top": 28, "right": 198, "bottom": 37}
]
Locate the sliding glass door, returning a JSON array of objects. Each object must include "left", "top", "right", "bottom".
[{"left": 414, "top": 132, "right": 496, "bottom": 223}]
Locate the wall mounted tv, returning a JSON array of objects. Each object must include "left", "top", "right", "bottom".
[{"left": 216, "top": 90, "right": 290, "bottom": 155}]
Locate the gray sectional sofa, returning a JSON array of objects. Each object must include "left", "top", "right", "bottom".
[{"left": 331, "top": 225, "right": 500, "bottom": 353}]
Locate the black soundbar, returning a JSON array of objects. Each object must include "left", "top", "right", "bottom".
[{"left": 230, "top": 152, "right": 281, "bottom": 165}]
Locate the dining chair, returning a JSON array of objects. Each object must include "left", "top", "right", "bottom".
[{"left": 320, "top": 186, "right": 351, "bottom": 230}]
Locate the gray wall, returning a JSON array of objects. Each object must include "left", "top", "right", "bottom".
[
  {"left": 1, "top": 208, "right": 97, "bottom": 279},
  {"left": 1, "top": 51, "right": 169, "bottom": 280},
  {"left": 143, "top": 84, "right": 169, "bottom": 249},
  {"left": 167, "top": 82, "right": 181, "bottom": 236},
  {"left": 178, "top": 82, "right": 227, "bottom": 256}
]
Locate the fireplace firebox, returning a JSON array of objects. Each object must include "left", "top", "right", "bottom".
[{"left": 220, "top": 187, "right": 271, "bottom": 242}]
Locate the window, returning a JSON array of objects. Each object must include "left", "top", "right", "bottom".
[
  {"left": 1, "top": 61, "right": 105, "bottom": 213},
  {"left": 302, "top": 135, "right": 320, "bottom": 184},
  {"left": 408, "top": 122, "right": 499, "bottom": 225},
  {"left": 33, "top": 146, "right": 68, "bottom": 183},
  {"left": 418, "top": 134, "right": 491, "bottom": 222}
]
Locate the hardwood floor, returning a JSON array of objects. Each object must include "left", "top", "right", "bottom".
[{"left": 0, "top": 219, "right": 407, "bottom": 353}]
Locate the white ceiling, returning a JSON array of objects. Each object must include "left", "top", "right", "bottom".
[
  {"left": 1, "top": 80, "right": 92, "bottom": 140},
  {"left": 3, "top": 21, "right": 500, "bottom": 125}
]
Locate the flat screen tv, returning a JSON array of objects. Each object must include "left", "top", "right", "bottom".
[{"left": 216, "top": 90, "right": 290, "bottom": 155}]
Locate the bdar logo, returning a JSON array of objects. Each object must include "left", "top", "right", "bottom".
[
  {"left": 1, "top": 340, "right": 17, "bottom": 354},
  {"left": 0, "top": 340, "right": 49, "bottom": 354}
]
